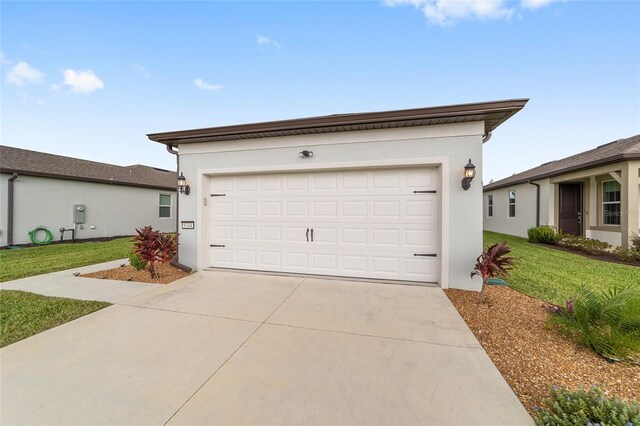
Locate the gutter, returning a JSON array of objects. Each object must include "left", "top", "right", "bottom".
[
  {"left": 7, "top": 173, "right": 18, "bottom": 246},
  {"left": 528, "top": 180, "right": 540, "bottom": 227}
]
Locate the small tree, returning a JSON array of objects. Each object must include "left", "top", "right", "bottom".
[
  {"left": 471, "top": 242, "right": 516, "bottom": 303},
  {"left": 132, "top": 226, "right": 178, "bottom": 278}
]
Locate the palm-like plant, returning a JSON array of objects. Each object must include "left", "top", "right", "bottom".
[
  {"left": 471, "top": 242, "right": 516, "bottom": 303},
  {"left": 548, "top": 285, "right": 640, "bottom": 363}
]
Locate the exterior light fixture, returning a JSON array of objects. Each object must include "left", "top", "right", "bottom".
[
  {"left": 177, "top": 172, "right": 190, "bottom": 195},
  {"left": 461, "top": 159, "right": 476, "bottom": 190},
  {"left": 299, "top": 150, "right": 313, "bottom": 158}
]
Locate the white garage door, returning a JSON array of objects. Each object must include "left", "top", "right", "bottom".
[{"left": 207, "top": 167, "right": 439, "bottom": 283}]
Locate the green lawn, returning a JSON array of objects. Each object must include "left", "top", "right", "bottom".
[
  {"left": 0, "top": 290, "right": 110, "bottom": 347},
  {"left": 484, "top": 231, "right": 640, "bottom": 305},
  {"left": 0, "top": 237, "right": 133, "bottom": 282}
]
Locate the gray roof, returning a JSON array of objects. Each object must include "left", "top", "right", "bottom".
[
  {"left": 0, "top": 145, "right": 176, "bottom": 190},
  {"left": 484, "top": 134, "right": 640, "bottom": 191},
  {"left": 148, "top": 99, "right": 528, "bottom": 145}
]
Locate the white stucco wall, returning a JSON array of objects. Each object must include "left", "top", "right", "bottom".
[
  {"left": 0, "top": 174, "right": 176, "bottom": 246},
  {"left": 483, "top": 180, "right": 550, "bottom": 238},
  {"left": 585, "top": 229, "right": 622, "bottom": 246},
  {"left": 176, "top": 122, "right": 485, "bottom": 291}
]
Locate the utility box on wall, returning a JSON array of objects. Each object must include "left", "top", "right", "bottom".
[{"left": 73, "top": 204, "right": 86, "bottom": 223}]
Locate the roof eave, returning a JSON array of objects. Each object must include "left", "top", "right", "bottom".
[
  {"left": 147, "top": 98, "right": 529, "bottom": 144},
  {"left": 483, "top": 153, "right": 640, "bottom": 192},
  {"left": 0, "top": 169, "right": 176, "bottom": 191}
]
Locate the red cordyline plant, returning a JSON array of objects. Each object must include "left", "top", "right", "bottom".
[
  {"left": 132, "top": 226, "right": 178, "bottom": 279},
  {"left": 471, "top": 242, "right": 516, "bottom": 303}
]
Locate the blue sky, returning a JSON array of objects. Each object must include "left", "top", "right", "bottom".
[{"left": 2, "top": 1, "right": 639, "bottom": 182}]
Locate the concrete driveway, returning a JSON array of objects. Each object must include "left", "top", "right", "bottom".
[{"left": 1, "top": 271, "right": 532, "bottom": 425}]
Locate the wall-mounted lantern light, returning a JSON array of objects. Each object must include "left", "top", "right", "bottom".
[
  {"left": 299, "top": 150, "right": 314, "bottom": 158},
  {"left": 177, "top": 172, "right": 190, "bottom": 195},
  {"left": 461, "top": 159, "right": 476, "bottom": 190}
]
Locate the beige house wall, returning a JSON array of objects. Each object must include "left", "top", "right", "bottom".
[{"left": 484, "top": 160, "right": 640, "bottom": 248}]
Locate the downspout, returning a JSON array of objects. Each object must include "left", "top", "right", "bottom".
[
  {"left": 7, "top": 173, "right": 18, "bottom": 246},
  {"left": 528, "top": 180, "right": 540, "bottom": 227},
  {"left": 166, "top": 144, "right": 180, "bottom": 261},
  {"left": 166, "top": 145, "right": 191, "bottom": 272},
  {"left": 482, "top": 131, "right": 492, "bottom": 143}
]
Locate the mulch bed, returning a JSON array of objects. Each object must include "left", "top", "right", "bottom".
[
  {"left": 444, "top": 286, "right": 639, "bottom": 416},
  {"left": 80, "top": 262, "right": 189, "bottom": 285}
]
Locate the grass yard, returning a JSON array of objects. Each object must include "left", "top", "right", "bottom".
[
  {"left": 484, "top": 231, "right": 639, "bottom": 305},
  {"left": 0, "top": 290, "right": 110, "bottom": 347},
  {"left": 0, "top": 237, "right": 133, "bottom": 283}
]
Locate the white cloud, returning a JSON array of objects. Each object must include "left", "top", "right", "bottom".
[
  {"left": 384, "top": 0, "right": 564, "bottom": 24},
  {"left": 521, "top": 0, "right": 565, "bottom": 9},
  {"left": 7, "top": 61, "right": 44, "bottom": 85},
  {"left": 257, "top": 35, "right": 281, "bottom": 49},
  {"left": 194, "top": 78, "right": 222, "bottom": 91},
  {"left": 62, "top": 69, "right": 104, "bottom": 93}
]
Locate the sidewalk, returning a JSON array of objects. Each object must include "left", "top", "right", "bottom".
[{"left": 0, "top": 259, "right": 158, "bottom": 303}]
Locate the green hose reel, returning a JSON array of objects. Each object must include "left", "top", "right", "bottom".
[{"left": 29, "top": 226, "right": 54, "bottom": 245}]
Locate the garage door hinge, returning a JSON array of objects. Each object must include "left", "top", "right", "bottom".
[
  {"left": 210, "top": 193, "right": 226, "bottom": 197},
  {"left": 413, "top": 190, "right": 437, "bottom": 194},
  {"left": 414, "top": 253, "right": 437, "bottom": 257},
  {"left": 210, "top": 244, "right": 226, "bottom": 248}
]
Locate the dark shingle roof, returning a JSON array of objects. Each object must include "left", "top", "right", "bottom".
[
  {"left": 0, "top": 145, "right": 176, "bottom": 190},
  {"left": 484, "top": 134, "right": 640, "bottom": 191}
]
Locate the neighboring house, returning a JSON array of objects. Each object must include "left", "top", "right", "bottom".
[
  {"left": 484, "top": 134, "right": 640, "bottom": 248},
  {"left": 147, "top": 99, "right": 528, "bottom": 290},
  {"left": 0, "top": 145, "right": 177, "bottom": 246}
]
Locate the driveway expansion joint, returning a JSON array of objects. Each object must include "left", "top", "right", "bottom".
[
  {"left": 163, "top": 277, "right": 307, "bottom": 425},
  {"left": 265, "top": 321, "right": 483, "bottom": 350},
  {"left": 117, "top": 302, "right": 262, "bottom": 324}
]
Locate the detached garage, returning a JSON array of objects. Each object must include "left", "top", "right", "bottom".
[{"left": 148, "top": 99, "right": 527, "bottom": 290}]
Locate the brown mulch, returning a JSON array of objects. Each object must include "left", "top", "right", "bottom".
[
  {"left": 80, "top": 262, "right": 189, "bottom": 285},
  {"left": 444, "top": 286, "right": 639, "bottom": 416}
]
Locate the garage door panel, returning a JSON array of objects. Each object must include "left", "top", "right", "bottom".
[
  {"left": 285, "top": 201, "right": 309, "bottom": 218},
  {"left": 259, "top": 226, "right": 282, "bottom": 242},
  {"left": 259, "top": 251, "right": 282, "bottom": 267},
  {"left": 208, "top": 167, "right": 439, "bottom": 283},
  {"left": 372, "top": 201, "right": 400, "bottom": 218},
  {"left": 259, "top": 201, "right": 282, "bottom": 216}
]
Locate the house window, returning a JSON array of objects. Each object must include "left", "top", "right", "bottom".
[
  {"left": 488, "top": 195, "right": 494, "bottom": 217},
  {"left": 508, "top": 190, "right": 516, "bottom": 217},
  {"left": 159, "top": 194, "right": 172, "bottom": 218},
  {"left": 602, "top": 180, "right": 621, "bottom": 225}
]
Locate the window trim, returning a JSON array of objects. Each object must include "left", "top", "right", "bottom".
[
  {"left": 601, "top": 180, "right": 621, "bottom": 226},
  {"left": 159, "top": 193, "right": 172, "bottom": 219},
  {"left": 487, "top": 194, "right": 494, "bottom": 217},
  {"left": 508, "top": 190, "right": 516, "bottom": 218}
]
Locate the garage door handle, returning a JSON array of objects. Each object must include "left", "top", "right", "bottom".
[
  {"left": 306, "top": 228, "right": 309, "bottom": 242},
  {"left": 311, "top": 228, "right": 314, "bottom": 242},
  {"left": 414, "top": 253, "right": 437, "bottom": 257}
]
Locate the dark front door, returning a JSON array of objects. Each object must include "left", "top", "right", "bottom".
[{"left": 559, "top": 183, "right": 583, "bottom": 235}]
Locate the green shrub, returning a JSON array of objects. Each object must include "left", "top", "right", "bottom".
[
  {"left": 128, "top": 252, "right": 147, "bottom": 271},
  {"left": 534, "top": 385, "right": 640, "bottom": 426},
  {"left": 556, "top": 233, "right": 611, "bottom": 254},
  {"left": 613, "top": 246, "right": 640, "bottom": 263},
  {"left": 547, "top": 285, "right": 640, "bottom": 362},
  {"left": 630, "top": 232, "right": 640, "bottom": 251},
  {"left": 528, "top": 226, "right": 558, "bottom": 244}
]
